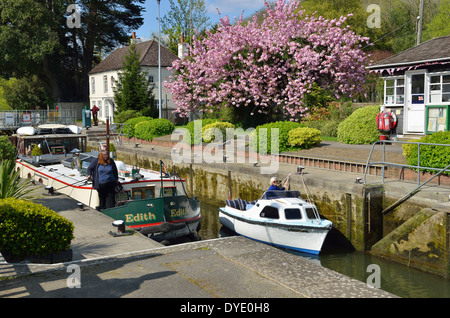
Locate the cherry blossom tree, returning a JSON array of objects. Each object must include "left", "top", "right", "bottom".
[{"left": 164, "top": 0, "right": 370, "bottom": 122}]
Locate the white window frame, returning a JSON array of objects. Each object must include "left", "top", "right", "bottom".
[
  {"left": 383, "top": 76, "right": 405, "bottom": 106},
  {"left": 91, "top": 77, "right": 95, "bottom": 95},
  {"left": 103, "top": 75, "right": 108, "bottom": 93},
  {"left": 427, "top": 72, "right": 450, "bottom": 105},
  {"left": 98, "top": 100, "right": 102, "bottom": 118}
]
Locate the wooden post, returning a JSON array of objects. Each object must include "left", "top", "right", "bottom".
[
  {"left": 228, "top": 170, "right": 232, "bottom": 199},
  {"left": 106, "top": 119, "right": 110, "bottom": 153},
  {"left": 190, "top": 163, "right": 193, "bottom": 195}
]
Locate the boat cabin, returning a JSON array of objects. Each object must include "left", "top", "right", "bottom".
[
  {"left": 368, "top": 35, "right": 450, "bottom": 137},
  {"left": 226, "top": 190, "right": 321, "bottom": 223},
  {"left": 14, "top": 125, "right": 87, "bottom": 157}
]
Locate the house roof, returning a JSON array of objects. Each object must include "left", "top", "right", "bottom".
[
  {"left": 367, "top": 35, "right": 450, "bottom": 70},
  {"left": 88, "top": 40, "right": 179, "bottom": 75}
]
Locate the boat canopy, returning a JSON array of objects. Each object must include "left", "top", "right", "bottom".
[{"left": 261, "top": 190, "right": 301, "bottom": 200}]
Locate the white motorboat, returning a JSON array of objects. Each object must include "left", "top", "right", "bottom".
[{"left": 219, "top": 190, "right": 333, "bottom": 255}]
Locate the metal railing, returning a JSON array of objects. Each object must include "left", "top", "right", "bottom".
[
  {"left": 0, "top": 109, "right": 77, "bottom": 129},
  {"left": 363, "top": 140, "right": 450, "bottom": 185}
]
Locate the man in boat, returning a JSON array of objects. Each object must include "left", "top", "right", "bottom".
[
  {"left": 87, "top": 150, "right": 119, "bottom": 210},
  {"left": 267, "top": 176, "right": 289, "bottom": 191},
  {"left": 92, "top": 105, "right": 100, "bottom": 126}
]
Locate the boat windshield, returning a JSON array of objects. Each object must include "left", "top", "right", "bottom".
[{"left": 261, "top": 190, "right": 301, "bottom": 200}]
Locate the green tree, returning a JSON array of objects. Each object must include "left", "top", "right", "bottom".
[
  {"left": 160, "top": 0, "right": 210, "bottom": 54},
  {"left": 0, "top": 0, "right": 146, "bottom": 103},
  {"left": 0, "top": 76, "right": 52, "bottom": 110},
  {"left": 423, "top": 0, "right": 450, "bottom": 41},
  {"left": 113, "top": 43, "right": 155, "bottom": 115}
]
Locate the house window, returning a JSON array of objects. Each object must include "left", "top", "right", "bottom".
[
  {"left": 148, "top": 75, "right": 154, "bottom": 84},
  {"left": 103, "top": 75, "right": 108, "bottom": 93},
  {"left": 429, "top": 73, "right": 450, "bottom": 104},
  {"left": 98, "top": 101, "right": 102, "bottom": 118},
  {"left": 384, "top": 77, "right": 404, "bottom": 105},
  {"left": 111, "top": 76, "right": 115, "bottom": 89},
  {"left": 91, "top": 77, "right": 95, "bottom": 95}
]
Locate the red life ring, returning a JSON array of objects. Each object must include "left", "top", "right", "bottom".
[{"left": 390, "top": 112, "right": 397, "bottom": 130}]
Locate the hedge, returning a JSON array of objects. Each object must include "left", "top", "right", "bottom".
[
  {"left": 0, "top": 198, "right": 74, "bottom": 258},
  {"left": 288, "top": 127, "right": 322, "bottom": 149},
  {"left": 114, "top": 110, "right": 143, "bottom": 123},
  {"left": 202, "top": 121, "right": 235, "bottom": 143},
  {"left": 185, "top": 119, "right": 220, "bottom": 145},
  {"left": 402, "top": 131, "right": 450, "bottom": 175},
  {"left": 123, "top": 116, "right": 153, "bottom": 137},
  {"left": 134, "top": 118, "right": 175, "bottom": 141},
  {"left": 250, "top": 121, "right": 302, "bottom": 154},
  {"left": 337, "top": 105, "right": 380, "bottom": 144}
]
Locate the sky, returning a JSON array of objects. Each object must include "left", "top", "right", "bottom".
[{"left": 134, "top": 0, "right": 267, "bottom": 40}]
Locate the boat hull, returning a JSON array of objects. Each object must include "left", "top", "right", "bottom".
[
  {"left": 16, "top": 158, "right": 202, "bottom": 241},
  {"left": 16, "top": 158, "right": 99, "bottom": 208},
  {"left": 219, "top": 208, "right": 330, "bottom": 255},
  {"left": 101, "top": 195, "right": 202, "bottom": 241}
]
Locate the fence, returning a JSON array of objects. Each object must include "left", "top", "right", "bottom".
[
  {"left": 0, "top": 109, "right": 78, "bottom": 129},
  {"left": 363, "top": 140, "right": 450, "bottom": 186}
]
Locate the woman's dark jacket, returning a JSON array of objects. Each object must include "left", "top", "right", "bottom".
[{"left": 87, "top": 158, "right": 119, "bottom": 190}]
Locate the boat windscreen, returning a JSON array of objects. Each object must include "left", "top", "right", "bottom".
[{"left": 261, "top": 190, "right": 301, "bottom": 200}]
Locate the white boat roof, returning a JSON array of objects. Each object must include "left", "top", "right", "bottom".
[
  {"left": 18, "top": 152, "right": 183, "bottom": 185},
  {"left": 38, "top": 124, "right": 67, "bottom": 129}
]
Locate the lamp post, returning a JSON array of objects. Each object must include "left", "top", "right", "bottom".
[{"left": 157, "top": 0, "right": 162, "bottom": 119}]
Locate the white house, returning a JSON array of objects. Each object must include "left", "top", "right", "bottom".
[
  {"left": 368, "top": 35, "right": 450, "bottom": 137},
  {"left": 88, "top": 36, "right": 184, "bottom": 123}
]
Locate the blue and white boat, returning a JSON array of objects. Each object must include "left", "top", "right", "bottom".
[{"left": 219, "top": 190, "right": 333, "bottom": 255}]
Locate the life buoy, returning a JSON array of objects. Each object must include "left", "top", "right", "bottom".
[
  {"left": 376, "top": 111, "right": 397, "bottom": 132},
  {"left": 390, "top": 112, "right": 397, "bottom": 130}
]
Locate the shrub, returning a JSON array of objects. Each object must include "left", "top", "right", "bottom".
[
  {"left": 402, "top": 131, "right": 450, "bottom": 175},
  {"left": 114, "top": 110, "right": 143, "bottom": 123},
  {"left": 288, "top": 127, "right": 321, "bottom": 149},
  {"left": 31, "top": 145, "right": 42, "bottom": 156},
  {"left": 337, "top": 105, "right": 380, "bottom": 144},
  {"left": 250, "top": 121, "right": 302, "bottom": 154},
  {"left": 0, "top": 136, "right": 17, "bottom": 161},
  {"left": 0, "top": 160, "right": 35, "bottom": 200},
  {"left": 185, "top": 119, "right": 220, "bottom": 145},
  {"left": 123, "top": 116, "right": 152, "bottom": 137},
  {"left": 135, "top": 118, "right": 175, "bottom": 141},
  {"left": 304, "top": 119, "right": 340, "bottom": 137},
  {"left": 0, "top": 198, "right": 74, "bottom": 258},
  {"left": 202, "top": 121, "right": 235, "bottom": 142}
]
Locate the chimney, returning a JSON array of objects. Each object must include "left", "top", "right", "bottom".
[
  {"left": 178, "top": 36, "right": 189, "bottom": 58},
  {"left": 131, "top": 32, "right": 136, "bottom": 44}
]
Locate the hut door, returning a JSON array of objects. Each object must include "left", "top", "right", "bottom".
[{"left": 406, "top": 71, "right": 426, "bottom": 133}]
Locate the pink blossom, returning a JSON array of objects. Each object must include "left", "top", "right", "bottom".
[{"left": 164, "top": 0, "right": 370, "bottom": 119}]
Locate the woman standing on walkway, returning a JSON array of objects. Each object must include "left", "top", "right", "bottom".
[{"left": 87, "top": 150, "right": 119, "bottom": 210}]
